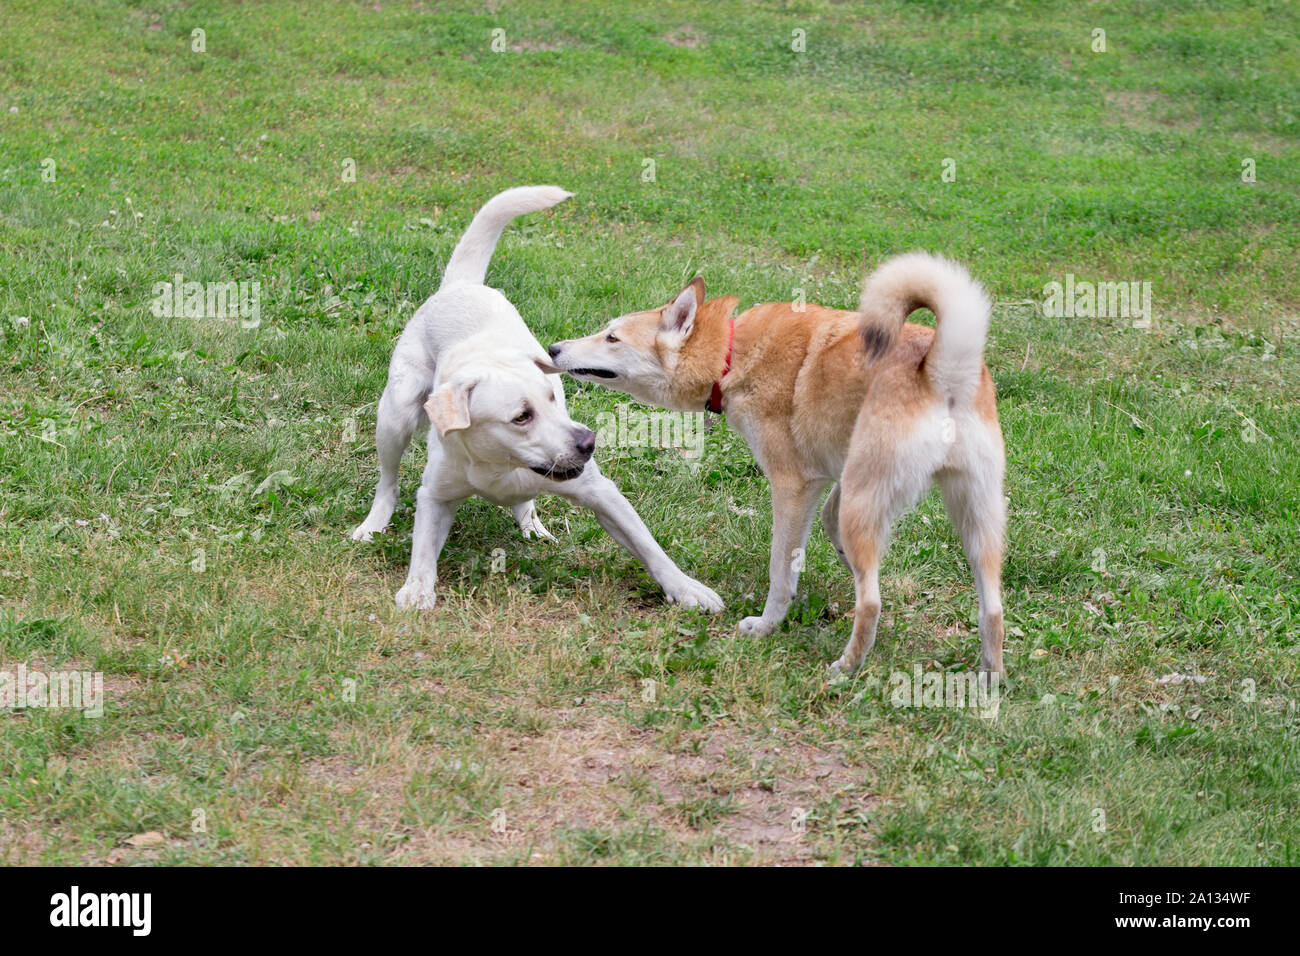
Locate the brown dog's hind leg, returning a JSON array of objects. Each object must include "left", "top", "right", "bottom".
[
  {"left": 832, "top": 479, "right": 915, "bottom": 673},
  {"left": 820, "top": 484, "right": 850, "bottom": 570},
  {"left": 938, "top": 466, "right": 1006, "bottom": 676},
  {"left": 833, "top": 534, "right": 882, "bottom": 673},
  {"left": 832, "top": 430, "right": 935, "bottom": 673}
]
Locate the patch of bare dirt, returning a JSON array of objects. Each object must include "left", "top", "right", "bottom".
[
  {"left": 477, "top": 703, "right": 873, "bottom": 864},
  {"left": 0, "top": 823, "right": 46, "bottom": 864},
  {"left": 663, "top": 28, "right": 704, "bottom": 49},
  {"left": 1103, "top": 90, "right": 1200, "bottom": 132},
  {"left": 287, "top": 698, "right": 876, "bottom": 865}
]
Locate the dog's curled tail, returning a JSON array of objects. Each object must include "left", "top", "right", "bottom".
[
  {"left": 440, "top": 185, "right": 573, "bottom": 289},
  {"left": 857, "top": 251, "right": 992, "bottom": 404}
]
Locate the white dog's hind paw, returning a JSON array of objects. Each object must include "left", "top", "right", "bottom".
[
  {"left": 519, "top": 515, "right": 555, "bottom": 541},
  {"left": 395, "top": 579, "right": 438, "bottom": 611},
  {"left": 350, "top": 522, "right": 384, "bottom": 543},
  {"left": 664, "top": 577, "right": 724, "bottom": 613},
  {"left": 738, "top": 615, "right": 775, "bottom": 637},
  {"left": 513, "top": 502, "right": 556, "bottom": 541}
]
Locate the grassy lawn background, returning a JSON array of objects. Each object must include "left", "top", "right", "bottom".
[{"left": 1, "top": 0, "right": 1297, "bottom": 864}]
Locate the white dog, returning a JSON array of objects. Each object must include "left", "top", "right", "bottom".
[{"left": 351, "top": 186, "right": 723, "bottom": 614}]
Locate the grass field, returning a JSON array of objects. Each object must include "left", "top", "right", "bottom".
[{"left": 1, "top": 0, "right": 1298, "bottom": 865}]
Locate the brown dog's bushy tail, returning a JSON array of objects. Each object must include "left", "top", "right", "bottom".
[{"left": 857, "top": 252, "right": 992, "bottom": 405}]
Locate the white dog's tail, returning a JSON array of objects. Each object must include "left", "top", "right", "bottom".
[
  {"left": 857, "top": 252, "right": 992, "bottom": 405},
  {"left": 440, "top": 185, "right": 573, "bottom": 289}
]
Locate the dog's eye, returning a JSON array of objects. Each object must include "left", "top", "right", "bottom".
[
  {"left": 512, "top": 410, "right": 533, "bottom": 425},
  {"left": 605, "top": 333, "right": 619, "bottom": 343}
]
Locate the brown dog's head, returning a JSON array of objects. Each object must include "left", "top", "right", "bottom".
[{"left": 548, "top": 277, "right": 734, "bottom": 411}]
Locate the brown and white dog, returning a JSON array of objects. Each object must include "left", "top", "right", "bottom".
[{"left": 547, "top": 253, "right": 1006, "bottom": 675}]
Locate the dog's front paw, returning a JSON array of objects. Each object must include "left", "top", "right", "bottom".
[
  {"left": 738, "top": 615, "right": 775, "bottom": 637},
  {"left": 395, "top": 578, "right": 437, "bottom": 611},
  {"left": 664, "top": 577, "right": 724, "bottom": 613},
  {"left": 350, "top": 525, "right": 375, "bottom": 543}
]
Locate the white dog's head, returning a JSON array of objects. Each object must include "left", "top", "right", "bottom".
[{"left": 425, "top": 352, "right": 596, "bottom": 481}]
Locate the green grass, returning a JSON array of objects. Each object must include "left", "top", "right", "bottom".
[{"left": 1, "top": 0, "right": 1297, "bottom": 865}]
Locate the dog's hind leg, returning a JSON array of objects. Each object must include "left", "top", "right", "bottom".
[
  {"left": 938, "top": 463, "right": 1007, "bottom": 676},
  {"left": 832, "top": 441, "right": 931, "bottom": 673},
  {"left": 739, "top": 476, "right": 829, "bottom": 637},
  {"left": 821, "top": 483, "right": 850, "bottom": 570},
  {"left": 511, "top": 500, "right": 554, "bottom": 541},
  {"left": 831, "top": 492, "right": 896, "bottom": 674},
  {"left": 351, "top": 376, "right": 429, "bottom": 542}
]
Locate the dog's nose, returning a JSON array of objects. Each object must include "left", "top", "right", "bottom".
[
  {"left": 548, "top": 343, "right": 562, "bottom": 358},
  {"left": 574, "top": 426, "right": 596, "bottom": 458}
]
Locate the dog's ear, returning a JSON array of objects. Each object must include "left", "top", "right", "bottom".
[
  {"left": 661, "top": 277, "right": 705, "bottom": 338},
  {"left": 533, "top": 354, "right": 563, "bottom": 375},
  {"left": 425, "top": 378, "right": 475, "bottom": 435}
]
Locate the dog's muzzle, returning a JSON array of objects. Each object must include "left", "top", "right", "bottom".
[
  {"left": 529, "top": 426, "right": 596, "bottom": 481},
  {"left": 530, "top": 462, "right": 587, "bottom": 481},
  {"left": 547, "top": 343, "right": 617, "bottom": 380}
]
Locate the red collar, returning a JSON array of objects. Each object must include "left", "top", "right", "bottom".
[{"left": 706, "top": 320, "right": 734, "bottom": 414}]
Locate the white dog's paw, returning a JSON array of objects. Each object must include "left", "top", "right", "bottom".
[
  {"left": 395, "top": 579, "right": 437, "bottom": 611},
  {"left": 350, "top": 523, "right": 382, "bottom": 543},
  {"left": 664, "top": 577, "right": 724, "bottom": 613},
  {"left": 519, "top": 515, "right": 555, "bottom": 541},
  {"left": 513, "top": 502, "right": 556, "bottom": 541},
  {"left": 738, "top": 615, "right": 775, "bottom": 637}
]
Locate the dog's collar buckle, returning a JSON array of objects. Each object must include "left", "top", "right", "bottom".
[{"left": 706, "top": 320, "right": 734, "bottom": 414}]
